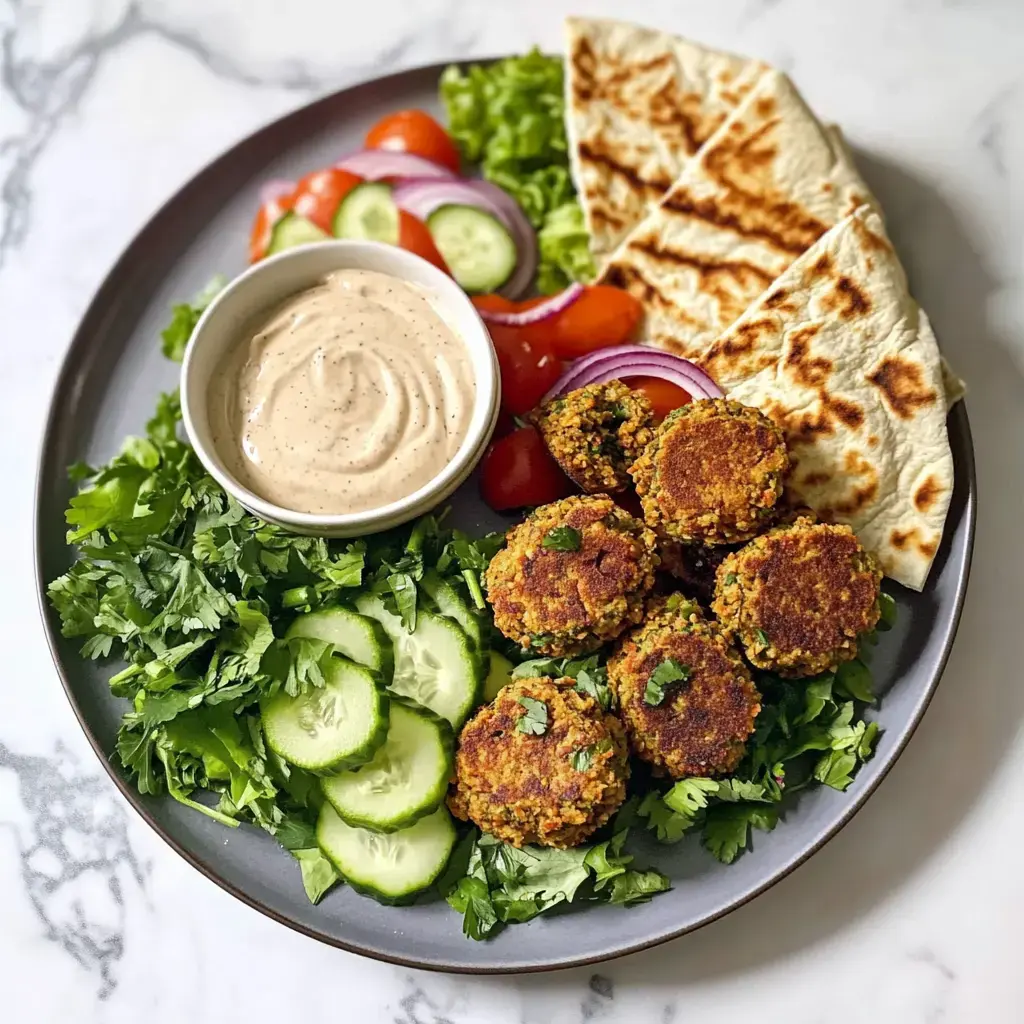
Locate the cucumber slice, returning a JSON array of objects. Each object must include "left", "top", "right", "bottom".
[
  {"left": 285, "top": 607, "right": 394, "bottom": 686},
  {"left": 426, "top": 205, "right": 517, "bottom": 292},
  {"left": 354, "top": 593, "right": 483, "bottom": 728},
  {"left": 260, "top": 657, "right": 388, "bottom": 773},
  {"left": 332, "top": 182, "right": 399, "bottom": 243},
  {"left": 317, "top": 803, "right": 456, "bottom": 904},
  {"left": 482, "top": 650, "right": 514, "bottom": 703},
  {"left": 322, "top": 703, "right": 452, "bottom": 832},
  {"left": 420, "top": 570, "right": 484, "bottom": 651},
  {"left": 267, "top": 212, "right": 329, "bottom": 255}
]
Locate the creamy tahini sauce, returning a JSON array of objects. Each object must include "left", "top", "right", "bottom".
[{"left": 208, "top": 269, "right": 476, "bottom": 514}]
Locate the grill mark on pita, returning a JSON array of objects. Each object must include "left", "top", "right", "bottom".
[
  {"left": 822, "top": 275, "right": 871, "bottom": 319},
  {"left": 867, "top": 356, "right": 938, "bottom": 419},
  {"left": 784, "top": 325, "right": 831, "bottom": 387},
  {"left": 600, "top": 264, "right": 700, "bottom": 328},
  {"left": 699, "top": 319, "right": 776, "bottom": 379},
  {"left": 627, "top": 238, "right": 776, "bottom": 289},
  {"left": 577, "top": 141, "right": 672, "bottom": 196},
  {"left": 800, "top": 471, "right": 832, "bottom": 487},
  {"left": 913, "top": 475, "right": 943, "bottom": 513},
  {"left": 662, "top": 191, "right": 823, "bottom": 257},
  {"left": 684, "top": 112, "right": 833, "bottom": 256}
]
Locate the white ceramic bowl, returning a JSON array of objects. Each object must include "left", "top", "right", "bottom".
[{"left": 180, "top": 240, "right": 500, "bottom": 537}]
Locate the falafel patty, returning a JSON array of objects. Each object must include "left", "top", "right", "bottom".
[
  {"left": 608, "top": 596, "right": 761, "bottom": 778},
  {"left": 485, "top": 494, "right": 658, "bottom": 656},
  {"left": 713, "top": 518, "right": 883, "bottom": 678},
  {"left": 629, "top": 399, "right": 789, "bottom": 545},
  {"left": 657, "top": 539, "right": 738, "bottom": 608},
  {"left": 448, "top": 677, "right": 629, "bottom": 848},
  {"left": 530, "top": 380, "right": 655, "bottom": 493}
]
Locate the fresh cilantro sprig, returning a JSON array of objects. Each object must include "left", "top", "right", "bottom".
[
  {"left": 516, "top": 696, "right": 549, "bottom": 735},
  {"left": 643, "top": 658, "right": 691, "bottom": 706},
  {"left": 441, "top": 800, "right": 670, "bottom": 940},
  {"left": 511, "top": 652, "right": 612, "bottom": 710},
  {"left": 636, "top": 652, "right": 885, "bottom": 865}
]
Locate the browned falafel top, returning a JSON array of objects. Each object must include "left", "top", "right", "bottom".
[
  {"left": 485, "top": 494, "right": 657, "bottom": 654},
  {"left": 631, "top": 399, "right": 789, "bottom": 544},
  {"left": 715, "top": 520, "right": 882, "bottom": 661},
  {"left": 609, "top": 597, "right": 761, "bottom": 777}
]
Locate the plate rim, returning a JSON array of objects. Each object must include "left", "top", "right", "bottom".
[{"left": 32, "top": 56, "right": 978, "bottom": 974}]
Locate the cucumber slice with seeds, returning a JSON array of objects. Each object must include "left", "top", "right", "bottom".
[
  {"left": 267, "top": 212, "right": 329, "bottom": 255},
  {"left": 333, "top": 182, "right": 399, "bottom": 243},
  {"left": 260, "top": 657, "right": 388, "bottom": 773},
  {"left": 426, "top": 204, "right": 517, "bottom": 292},
  {"left": 354, "top": 593, "right": 483, "bottom": 728},
  {"left": 286, "top": 607, "right": 393, "bottom": 686},
  {"left": 317, "top": 803, "right": 456, "bottom": 905},
  {"left": 421, "top": 570, "right": 485, "bottom": 651},
  {"left": 322, "top": 703, "right": 452, "bottom": 833}
]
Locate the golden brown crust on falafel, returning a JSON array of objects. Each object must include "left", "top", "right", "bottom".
[
  {"left": 448, "top": 677, "right": 629, "bottom": 848},
  {"left": 485, "top": 494, "right": 658, "bottom": 656},
  {"left": 530, "top": 380, "right": 655, "bottom": 493},
  {"left": 630, "top": 399, "right": 789, "bottom": 545},
  {"left": 608, "top": 597, "right": 761, "bottom": 778},
  {"left": 713, "top": 519, "right": 883, "bottom": 677}
]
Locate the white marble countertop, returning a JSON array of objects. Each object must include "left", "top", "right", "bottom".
[{"left": 3, "top": 0, "right": 1023, "bottom": 1020}]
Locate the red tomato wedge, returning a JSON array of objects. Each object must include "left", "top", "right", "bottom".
[
  {"left": 397, "top": 210, "right": 449, "bottom": 274},
  {"left": 473, "top": 286, "right": 642, "bottom": 360},
  {"left": 625, "top": 375, "right": 692, "bottom": 421},
  {"left": 291, "top": 168, "right": 363, "bottom": 234},
  {"left": 480, "top": 427, "right": 574, "bottom": 511},
  {"left": 365, "top": 110, "right": 462, "bottom": 175},
  {"left": 249, "top": 189, "right": 294, "bottom": 263},
  {"left": 474, "top": 296, "right": 563, "bottom": 416}
]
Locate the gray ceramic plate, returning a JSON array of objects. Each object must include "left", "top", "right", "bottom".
[{"left": 34, "top": 61, "right": 976, "bottom": 973}]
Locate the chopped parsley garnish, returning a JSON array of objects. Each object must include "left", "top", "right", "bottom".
[
  {"left": 516, "top": 696, "right": 549, "bottom": 735},
  {"left": 570, "top": 738, "right": 612, "bottom": 771},
  {"left": 755, "top": 628, "right": 770, "bottom": 648},
  {"left": 725, "top": 573, "right": 738, "bottom": 586},
  {"left": 542, "top": 525, "right": 582, "bottom": 552},
  {"left": 643, "top": 658, "right": 692, "bottom": 706}
]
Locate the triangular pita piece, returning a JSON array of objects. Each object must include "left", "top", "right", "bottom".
[
  {"left": 698, "top": 205, "right": 953, "bottom": 591},
  {"left": 597, "top": 69, "right": 876, "bottom": 357},
  {"left": 565, "top": 17, "right": 767, "bottom": 260}
]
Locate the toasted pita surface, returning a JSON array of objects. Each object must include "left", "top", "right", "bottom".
[
  {"left": 698, "top": 205, "right": 953, "bottom": 591},
  {"left": 565, "top": 17, "right": 765, "bottom": 260},
  {"left": 597, "top": 70, "right": 875, "bottom": 357}
]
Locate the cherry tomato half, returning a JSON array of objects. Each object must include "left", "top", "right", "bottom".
[
  {"left": 473, "top": 295, "right": 563, "bottom": 415},
  {"left": 542, "top": 285, "right": 643, "bottom": 359},
  {"left": 249, "top": 189, "right": 294, "bottom": 263},
  {"left": 397, "top": 210, "right": 449, "bottom": 274},
  {"left": 480, "top": 427, "right": 574, "bottom": 511},
  {"left": 291, "top": 168, "right": 363, "bottom": 234},
  {"left": 491, "top": 328, "right": 563, "bottom": 416},
  {"left": 473, "top": 286, "right": 642, "bottom": 360},
  {"left": 365, "top": 110, "right": 462, "bottom": 175},
  {"left": 625, "top": 375, "right": 692, "bottom": 421}
]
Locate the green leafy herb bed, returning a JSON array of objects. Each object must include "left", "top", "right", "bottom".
[{"left": 47, "top": 287, "right": 891, "bottom": 938}]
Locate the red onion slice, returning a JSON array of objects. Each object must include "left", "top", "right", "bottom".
[
  {"left": 259, "top": 179, "right": 296, "bottom": 205},
  {"left": 542, "top": 345, "right": 724, "bottom": 403},
  {"left": 336, "top": 150, "right": 456, "bottom": 181},
  {"left": 477, "top": 284, "right": 585, "bottom": 326}
]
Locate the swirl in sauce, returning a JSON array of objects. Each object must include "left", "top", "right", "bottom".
[{"left": 208, "top": 269, "right": 476, "bottom": 514}]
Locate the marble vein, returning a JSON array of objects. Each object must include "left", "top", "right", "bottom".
[{"left": 0, "top": 740, "right": 146, "bottom": 1000}]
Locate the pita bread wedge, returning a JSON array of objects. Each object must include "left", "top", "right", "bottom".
[
  {"left": 598, "top": 69, "right": 875, "bottom": 357},
  {"left": 565, "top": 17, "right": 767, "bottom": 260},
  {"left": 698, "top": 205, "right": 953, "bottom": 591}
]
